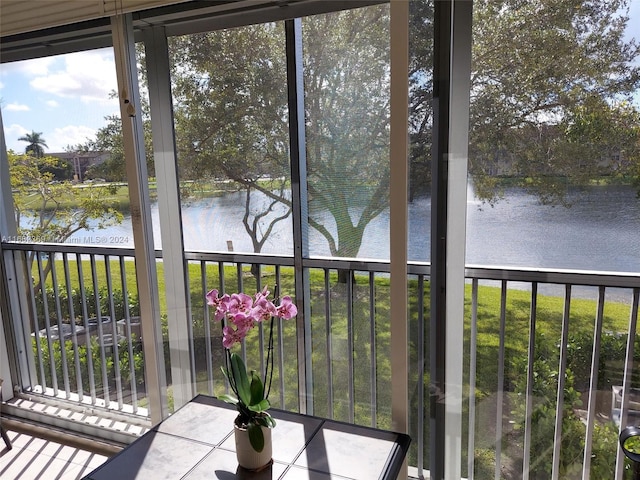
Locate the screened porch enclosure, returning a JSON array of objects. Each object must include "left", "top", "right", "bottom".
[{"left": 1, "top": 1, "right": 639, "bottom": 480}]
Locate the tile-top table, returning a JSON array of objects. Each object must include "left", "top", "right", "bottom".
[{"left": 84, "top": 394, "right": 410, "bottom": 480}]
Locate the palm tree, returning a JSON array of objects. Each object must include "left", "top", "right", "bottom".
[{"left": 18, "top": 131, "right": 48, "bottom": 158}]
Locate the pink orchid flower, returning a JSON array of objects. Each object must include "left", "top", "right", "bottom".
[
  {"left": 222, "top": 324, "right": 249, "bottom": 348},
  {"left": 251, "top": 296, "right": 277, "bottom": 322},
  {"left": 227, "top": 292, "right": 253, "bottom": 315},
  {"left": 276, "top": 296, "right": 297, "bottom": 319}
]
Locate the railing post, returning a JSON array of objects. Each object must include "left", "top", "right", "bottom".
[{"left": 615, "top": 288, "right": 639, "bottom": 479}]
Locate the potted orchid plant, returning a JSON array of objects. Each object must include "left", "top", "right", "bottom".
[{"left": 206, "top": 286, "right": 297, "bottom": 470}]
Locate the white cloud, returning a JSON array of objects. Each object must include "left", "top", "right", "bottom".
[
  {"left": 0, "top": 57, "right": 55, "bottom": 78},
  {"left": 0, "top": 80, "right": 4, "bottom": 89},
  {"left": 3, "top": 123, "right": 96, "bottom": 152},
  {"left": 29, "top": 50, "right": 118, "bottom": 105},
  {"left": 47, "top": 125, "right": 97, "bottom": 151},
  {"left": 3, "top": 123, "right": 30, "bottom": 152},
  {"left": 46, "top": 100, "right": 59, "bottom": 108},
  {"left": 5, "top": 102, "right": 30, "bottom": 112}
]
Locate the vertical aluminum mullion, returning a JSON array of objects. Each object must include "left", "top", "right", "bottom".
[
  {"left": 49, "top": 257, "right": 70, "bottom": 398},
  {"left": 63, "top": 253, "right": 84, "bottom": 400},
  {"left": 522, "top": 282, "right": 538, "bottom": 479},
  {"left": 1, "top": 114, "right": 38, "bottom": 391},
  {"left": 417, "top": 274, "right": 426, "bottom": 474},
  {"left": 37, "top": 254, "right": 58, "bottom": 395},
  {"left": 324, "top": 268, "right": 333, "bottom": 418},
  {"left": 201, "top": 261, "right": 214, "bottom": 395},
  {"left": 0, "top": 118, "right": 26, "bottom": 389},
  {"left": 369, "top": 271, "right": 377, "bottom": 428},
  {"left": 615, "top": 287, "right": 639, "bottom": 480},
  {"left": 76, "top": 257, "right": 96, "bottom": 404},
  {"left": 90, "top": 254, "right": 110, "bottom": 404},
  {"left": 551, "top": 284, "right": 572, "bottom": 480},
  {"left": 494, "top": 280, "right": 507, "bottom": 480},
  {"left": 144, "top": 24, "right": 194, "bottom": 410},
  {"left": 467, "top": 279, "right": 479, "bottom": 480},
  {"left": 285, "top": 17, "right": 312, "bottom": 415},
  {"left": 104, "top": 256, "right": 123, "bottom": 409},
  {"left": 389, "top": 8, "right": 409, "bottom": 478},
  {"left": 431, "top": 1, "right": 474, "bottom": 477},
  {"left": 347, "top": 271, "right": 355, "bottom": 424},
  {"left": 582, "top": 285, "right": 605, "bottom": 479},
  {"left": 119, "top": 255, "right": 138, "bottom": 413},
  {"left": 113, "top": 13, "right": 167, "bottom": 423}
]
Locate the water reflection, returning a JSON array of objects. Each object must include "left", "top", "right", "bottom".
[{"left": 67, "top": 184, "right": 640, "bottom": 274}]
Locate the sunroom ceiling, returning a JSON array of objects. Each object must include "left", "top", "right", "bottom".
[
  {"left": 0, "top": 0, "right": 382, "bottom": 63},
  {"left": 0, "top": 0, "right": 193, "bottom": 37}
]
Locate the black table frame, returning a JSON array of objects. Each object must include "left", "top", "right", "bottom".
[{"left": 84, "top": 394, "right": 410, "bottom": 480}]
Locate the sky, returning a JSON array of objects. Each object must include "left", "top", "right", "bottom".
[
  {"left": 1, "top": 2, "right": 639, "bottom": 154},
  {"left": 1, "top": 48, "right": 119, "bottom": 152}
]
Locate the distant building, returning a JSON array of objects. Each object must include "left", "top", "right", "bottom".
[{"left": 48, "top": 151, "right": 109, "bottom": 182}]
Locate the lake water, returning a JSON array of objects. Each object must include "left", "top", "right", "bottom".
[{"left": 68, "top": 184, "right": 640, "bottom": 274}]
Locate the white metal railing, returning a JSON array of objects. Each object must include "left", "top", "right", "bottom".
[
  {"left": 4, "top": 244, "right": 145, "bottom": 417},
  {"left": 2, "top": 242, "right": 639, "bottom": 479}
]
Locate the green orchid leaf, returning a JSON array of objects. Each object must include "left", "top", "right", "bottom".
[
  {"left": 247, "top": 423, "right": 265, "bottom": 452},
  {"left": 249, "top": 370, "right": 265, "bottom": 406},
  {"left": 217, "top": 393, "right": 238, "bottom": 405},
  {"left": 230, "top": 353, "right": 251, "bottom": 405},
  {"left": 255, "top": 414, "right": 276, "bottom": 429},
  {"left": 248, "top": 399, "right": 270, "bottom": 413}
]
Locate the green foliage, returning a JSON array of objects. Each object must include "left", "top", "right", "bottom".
[
  {"left": 407, "top": 0, "right": 640, "bottom": 202},
  {"left": 220, "top": 352, "right": 275, "bottom": 443},
  {"left": 34, "top": 335, "right": 145, "bottom": 398},
  {"left": 567, "top": 330, "right": 640, "bottom": 392},
  {"left": 470, "top": 0, "right": 640, "bottom": 203},
  {"left": 506, "top": 331, "right": 628, "bottom": 479},
  {"left": 34, "top": 285, "right": 139, "bottom": 324},
  {"left": 511, "top": 348, "right": 584, "bottom": 478},
  {"left": 8, "top": 152, "right": 124, "bottom": 264},
  {"left": 82, "top": 109, "right": 155, "bottom": 181}
]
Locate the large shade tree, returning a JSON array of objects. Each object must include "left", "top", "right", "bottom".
[
  {"left": 468, "top": 0, "right": 640, "bottom": 203},
  {"left": 169, "top": 23, "right": 292, "bottom": 254},
  {"left": 170, "top": 6, "right": 391, "bottom": 259},
  {"left": 303, "top": 6, "right": 390, "bottom": 259},
  {"left": 409, "top": 0, "right": 640, "bottom": 202}
]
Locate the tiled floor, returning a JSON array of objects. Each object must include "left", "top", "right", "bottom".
[{"left": 0, "top": 429, "right": 110, "bottom": 480}]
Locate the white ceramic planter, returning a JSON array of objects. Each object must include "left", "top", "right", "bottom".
[{"left": 233, "top": 423, "right": 272, "bottom": 471}]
